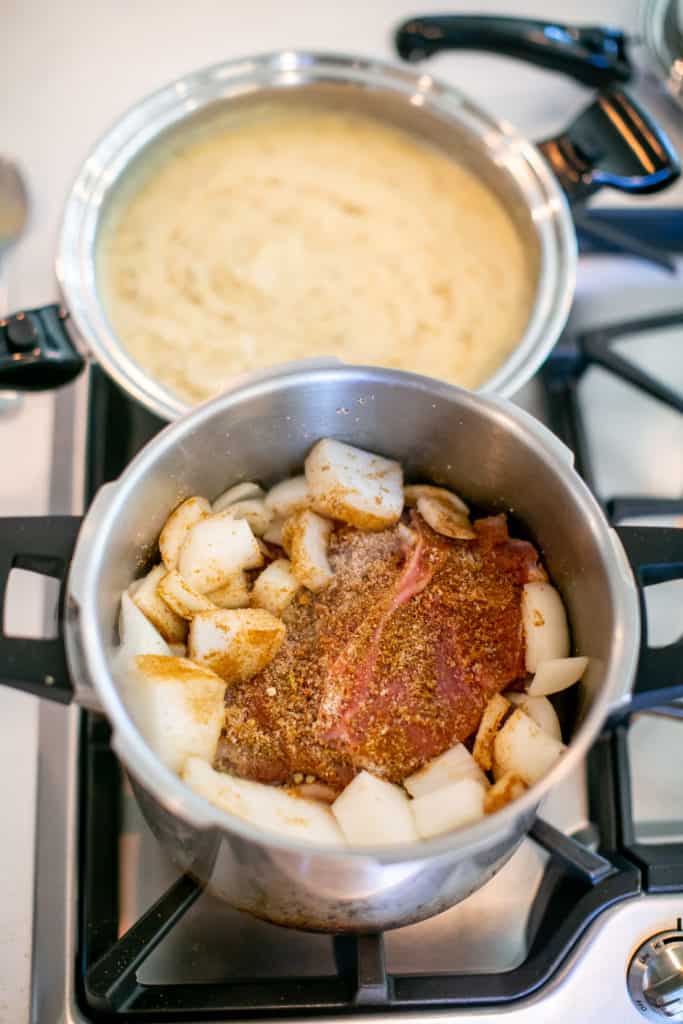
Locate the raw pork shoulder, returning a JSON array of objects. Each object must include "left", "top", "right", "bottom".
[{"left": 215, "top": 512, "right": 543, "bottom": 785}]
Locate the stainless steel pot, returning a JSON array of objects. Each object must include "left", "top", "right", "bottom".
[
  {"left": 0, "top": 51, "right": 678, "bottom": 418},
  {"left": 1, "top": 365, "right": 682, "bottom": 932}
]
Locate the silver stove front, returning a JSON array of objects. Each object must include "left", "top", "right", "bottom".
[{"left": 32, "top": 256, "right": 683, "bottom": 1023}]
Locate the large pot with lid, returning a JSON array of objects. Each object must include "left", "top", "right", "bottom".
[
  {"left": 1, "top": 365, "right": 682, "bottom": 931},
  {"left": 0, "top": 48, "right": 678, "bottom": 419}
]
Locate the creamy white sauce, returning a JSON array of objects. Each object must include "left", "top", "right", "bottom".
[{"left": 98, "top": 106, "right": 535, "bottom": 405}]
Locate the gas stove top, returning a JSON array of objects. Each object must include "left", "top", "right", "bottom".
[{"left": 33, "top": 209, "right": 683, "bottom": 1023}]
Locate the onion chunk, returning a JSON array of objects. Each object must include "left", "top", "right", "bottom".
[
  {"left": 123, "top": 655, "right": 225, "bottom": 772},
  {"left": 305, "top": 438, "right": 403, "bottom": 530},
  {"left": 404, "top": 742, "right": 488, "bottom": 797},
  {"left": 183, "top": 758, "right": 344, "bottom": 845},
  {"left": 332, "top": 770, "right": 418, "bottom": 845},
  {"left": 411, "top": 776, "right": 487, "bottom": 838},
  {"left": 527, "top": 656, "right": 588, "bottom": 697},
  {"left": 493, "top": 709, "right": 566, "bottom": 786},
  {"left": 159, "top": 496, "right": 211, "bottom": 571},
  {"left": 521, "top": 582, "right": 570, "bottom": 672},
  {"left": 132, "top": 564, "right": 187, "bottom": 644},
  {"left": 188, "top": 608, "right": 285, "bottom": 683}
]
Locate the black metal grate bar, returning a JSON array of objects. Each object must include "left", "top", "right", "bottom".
[
  {"left": 530, "top": 818, "right": 615, "bottom": 885},
  {"left": 613, "top": 726, "right": 683, "bottom": 893},
  {"left": 85, "top": 874, "right": 203, "bottom": 1011},
  {"left": 354, "top": 934, "right": 389, "bottom": 1006},
  {"left": 608, "top": 497, "right": 683, "bottom": 523},
  {"left": 579, "top": 311, "right": 683, "bottom": 414}
]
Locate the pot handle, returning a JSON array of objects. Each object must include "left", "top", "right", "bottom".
[
  {"left": 615, "top": 526, "right": 683, "bottom": 714},
  {"left": 0, "top": 304, "right": 85, "bottom": 390},
  {"left": 394, "top": 16, "right": 633, "bottom": 88},
  {"left": 0, "top": 516, "right": 82, "bottom": 702},
  {"left": 536, "top": 90, "right": 680, "bottom": 204}
]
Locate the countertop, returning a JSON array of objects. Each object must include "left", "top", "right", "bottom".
[{"left": 2, "top": 1, "right": 681, "bottom": 1020}]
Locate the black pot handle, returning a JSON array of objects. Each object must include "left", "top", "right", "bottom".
[
  {"left": 0, "top": 516, "right": 82, "bottom": 702},
  {"left": 615, "top": 526, "right": 683, "bottom": 714},
  {"left": 395, "top": 16, "right": 633, "bottom": 88},
  {"left": 537, "top": 89, "right": 681, "bottom": 203},
  {"left": 0, "top": 304, "right": 85, "bottom": 390}
]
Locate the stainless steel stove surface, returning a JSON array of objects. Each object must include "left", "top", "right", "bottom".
[{"left": 33, "top": 211, "right": 683, "bottom": 1024}]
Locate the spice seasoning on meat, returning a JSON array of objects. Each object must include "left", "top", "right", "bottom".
[{"left": 215, "top": 512, "right": 542, "bottom": 788}]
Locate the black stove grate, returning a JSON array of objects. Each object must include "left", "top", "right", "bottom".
[{"left": 76, "top": 208, "right": 683, "bottom": 1018}]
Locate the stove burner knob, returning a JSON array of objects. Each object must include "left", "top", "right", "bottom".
[{"left": 628, "top": 926, "right": 683, "bottom": 1021}]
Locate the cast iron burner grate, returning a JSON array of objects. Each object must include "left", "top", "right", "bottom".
[{"left": 77, "top": 209, "right": 683, "bottom": 1018}]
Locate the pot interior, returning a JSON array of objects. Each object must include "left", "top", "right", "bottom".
[{"left": 78, "top": 367, "right": 638, "bottom": 851}]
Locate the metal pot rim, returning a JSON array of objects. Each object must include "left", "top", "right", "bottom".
[
  {"left": 67, "top": 365, "right": 640, "bottom": 864},
  {"left": 57, "top": 49, "right": 577, "bottom": 421}
]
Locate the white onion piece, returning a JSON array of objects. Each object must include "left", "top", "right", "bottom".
[
  {"left": 124, "top": 656, "right": 225, "bottom": 773},
  {"left": 263, "top": 516, "right": 286, "bottom": 547},
  {"left": 158, "top": 569, "right": 215, "bottom": 619},
  {"left": 206, "top": 573, "right": 251, "bottom": 609},
  {"left": 411, "top": 777, "right": 487, "bottom": 838},
  {"left": 493, "top": 709, "right": 566, "bottom": 786},
  {"left": 182, "top": 758, "right": 344, "bottom": 846},
  {"left": 506, "top": 693, "right": 562, "bottom": 741},
  {"left": 131, "top": 565, "right": 187, "bottom": 644},
  {"left": 527, "top": 656, "right": 589, "bottom": 697},
  {"left": 251, "top": 558, "right": 301, "bottom": 616},
  {"left": 159, "top": 496, "right": 211, "bottom": 571},
  {"left": 282, "top": 509, "right": 334, "bottom": 591},
  {"left": 188, "top": 608, "right": 285, "bottom": 683},
  {"left": 332, "top": 771, "right": 418, "bottom": 845},
  {"left": 416, "top": 495, "right": 476, "bottom": 540},
  {"left": 212, "top": 482, "right": 264, "bottom": 513},
  {"left": 219, "top": 498, "right": 272, "bottom": 537},
  {"left": 521, "top": 582, "right": 570, "bottom": 672},
  {"left": 404, "top": 484, "right": 469, "bottom": 516},
  {"left": 264, "top": 475, "right": 311, "bottom": 518},
  {"left": 484, "top": 772, "right": 527, "bottom": 814},
  {"left": 472, "top": 693, "right": 511, "bottom": 771},
  {"left": 305, "top": 438, "right": 403, "bottom": 531},
  {"left": 178, "top": 515, "right": 262, "bottom": 594},
  {"left": 404, "top": 743, "right": 488, "bottom": 798},
  {"left": 117, "top": 591, "right": 170, "bottom": 666}
]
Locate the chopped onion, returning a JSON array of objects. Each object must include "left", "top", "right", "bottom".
[
  {"left": 305, "top": 438, "right": 403, "bottom": 530},
  {"left": 484, "top": 772, "right": 527, "bottom": 814},
  {"left": 131, "top": 564, "right": 187, "bottom": 644},
  {"left": 332, "top": 770, "right": 418, "bottom": 845},
  {"left": 124, "top": 656, "right": 225, "bottom": 773},
  {"left": 493, "top": 709, "right": 566, "bottom": 786},
  {"left": 158, "top": 569, "right": 215, "bottom": 619},
  {"left": 282, "top": 509, "right": 334, "bottom": 591},
  {"left": 404, "top": 484, "right": 469, "bottom": 515},
  {"left": 404, "top": 742, "right": 488, "bottom": 797},
  {"left": 472, "top": 693, "right": 511, "bottom": 771},
  {"left": 159, "top": 496, "right": 211, "bottom": 571},
  {"left": 527, "top": 656, "right": 589, "bottom": 697},
  {"left": 212, "top": 482, "right": 264, "bottom": 513},
  {"left": 251, "top": 558, "right": 301, "bottom": 615},
  {"left": 188, "top": 607, "right": 285, "bottom": 683},
  {"left": 411, "top": 777, "right": 486, "bottom": 838},
  {"left": 264, "top": 475, "right": 311, "bottom": 518},
  {"left": 521, "top": 582, "right": 570, "bottom": 672},
  {"left": 506, "top": 693, "right": 562, "bottom": 741},
  {"left": 183, "top": 758, "right": 344, "bottom": 845}
]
